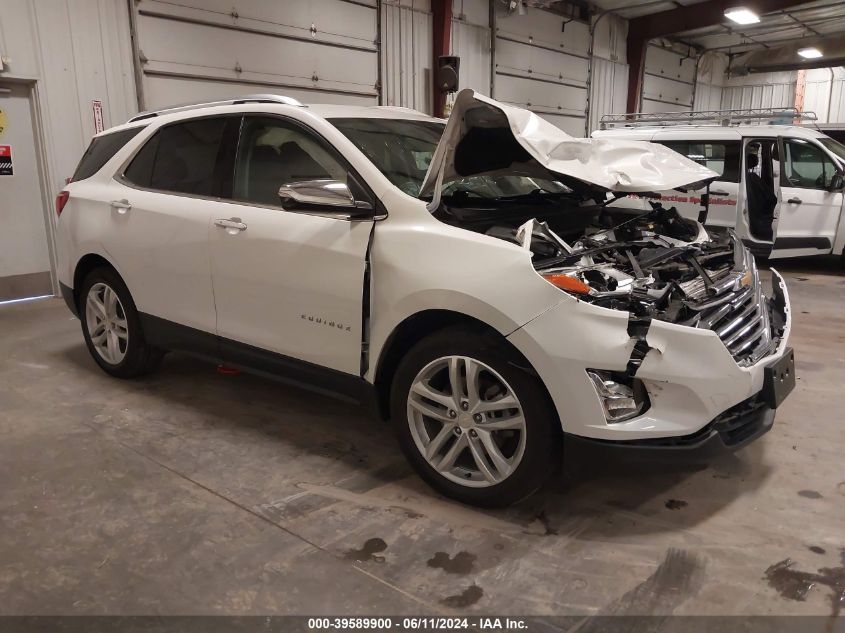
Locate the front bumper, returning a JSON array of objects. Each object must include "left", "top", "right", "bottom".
[
  {"left": 574, "top": 393, "right": 774, "bottom": 457},
  {"left": 507, "top": 269, "right": 792, "bottom": 442}
]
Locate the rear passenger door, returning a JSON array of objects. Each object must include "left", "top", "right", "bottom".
[
  {"left": 110, "top": 115, "right": 238, "bottom": 343},
  {"left": 208, "top": 115, "right": 375, "bottom": 376},
  {"left": 653, "top": 135, "right": 742, "bottom": 228}
]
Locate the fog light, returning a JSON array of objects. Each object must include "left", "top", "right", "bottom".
[{"left": 586, "top": 370, "right": 648, "bottom": 422}]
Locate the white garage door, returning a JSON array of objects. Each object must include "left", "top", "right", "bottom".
[
  {"left": 493, "top": 8, "right": 589, "bottom": 136},
  {"left": 641, "top": 44, "right": 697, "bottom": 113},
  {"left": 132, "top": 0, "right": 380, "bottom": 109}
]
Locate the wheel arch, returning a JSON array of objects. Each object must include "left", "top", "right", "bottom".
[
  {"left": 72, "top": 253, "right": 124, "bottom": 311},
  {"left": 372, "top": 309, "right": 557, "bottom": 427}
]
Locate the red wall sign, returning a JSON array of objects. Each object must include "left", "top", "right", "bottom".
[{"left": 0, "top": 145, "right": 12, "bottom": 176}]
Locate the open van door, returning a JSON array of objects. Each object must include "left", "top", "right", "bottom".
[{"left": 770, "top": 137, "right": 844, "bottom": 259}]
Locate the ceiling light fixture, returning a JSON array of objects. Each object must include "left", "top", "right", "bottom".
[
  {"left": 798, "top": 47, "right": 823, "bottom": 59},
  {"left": 724, "top": 7, "right": 761, "bottom": 25}
]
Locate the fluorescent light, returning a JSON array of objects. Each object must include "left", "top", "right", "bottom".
[
  {"left": 724, "top": 8, "right": 760, "bottom": 25},
  {"left": 798, "top": 47, "right": 823, "bottom": 59}
]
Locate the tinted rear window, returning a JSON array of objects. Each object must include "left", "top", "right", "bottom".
[
  {"left": 659, "top": 140, "right": 742, "bottom": 183},
  {"left": 72, "top": 127, "right": 144, "bottom": 181},
  {"left": 123, "top": 117, "right": 227, "bottom": 196}
]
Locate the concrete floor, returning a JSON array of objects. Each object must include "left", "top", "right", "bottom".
[{"left": 1, "top": 259, "right": 844, "bottom": 619}]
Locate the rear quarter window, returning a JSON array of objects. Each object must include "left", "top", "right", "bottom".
[
  {"left": 122, "top": 117, "right": 229, "bottom": 196},
  {"left": 72, "top": 127, "right": 145, "bottom": 182}
]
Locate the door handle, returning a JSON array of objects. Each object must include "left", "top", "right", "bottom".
[
  {"left": 710, "top": 190, "right": 729, "bottom": 196},
  {"left": 110, "top": 199, "right": 131, "bottom": 214},
  {"left": 214, "top": 218, "right": 247, "bottom": 231},
  {"left": 787, "top": 197, "right": 802, "bottom": 204}
]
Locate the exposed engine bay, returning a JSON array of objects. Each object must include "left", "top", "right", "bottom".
[{"left": 435, "top": 199, "right": 789, "bottom": 368}]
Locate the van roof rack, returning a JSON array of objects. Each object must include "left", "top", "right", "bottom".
[
  {"left": 599, "top": 108, "right": 818, "bottom": 130},
  {"left": 128, "top": 94, "right": 304, "bottom": 123}
]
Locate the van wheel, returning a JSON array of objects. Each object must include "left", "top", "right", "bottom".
[
  {"left": 79, "top": 268, "right": 164, "bottom": 378},
  {"left": 390, "top": 326, "right": 560, "bottom": 507}
]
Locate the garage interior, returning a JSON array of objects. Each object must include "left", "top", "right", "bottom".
[{"left": 2, "top": 0, "right": 845, "bottom": 624}]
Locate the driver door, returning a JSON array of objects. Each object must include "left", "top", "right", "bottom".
[
  {"left": 771, "top": 137, "right": 843, "bottom": 259},
  {"left": 209, "top": 115, "right": 375, "bottom": 377}
]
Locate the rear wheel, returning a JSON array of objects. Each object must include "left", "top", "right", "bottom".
[
  {"left": 390, "top": 326, "right": 560, "bottom": 507},
  {"left": 79, "top": 268, "right": 163, "bottom": 378}
]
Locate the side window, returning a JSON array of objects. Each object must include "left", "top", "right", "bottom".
[
  {"left": 123, "top": 117, "right": 227, "bottom": 196},
  {"left": 659, "top": 141, "right": 740, "bottom": 182},
  {"left": 783, "top": 139, "right": 836, "bottom": 190},
  {"left": 73, "top": 126, "right": 145, "bottom": 182},
  {"left": 233, "top": 116, "right": 348, "bottom": 207}
]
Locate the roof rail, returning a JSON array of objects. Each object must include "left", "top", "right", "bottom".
[
  {"left": 127, "top": 94, "right": 304, "bottom": 123},
  {"left": 599, "top": 108, "right": 818, "bottom": 130}
]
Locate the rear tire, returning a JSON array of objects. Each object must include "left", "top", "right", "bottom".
[
  {"left": 79, "top": 267, "right": 164, "bottom": 378},
  {"left": 390, "top": 325, "right": 561, "bottom": 507}
]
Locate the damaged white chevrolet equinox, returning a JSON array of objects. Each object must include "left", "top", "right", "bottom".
[{"left": 57, "top": 89, "right": 795, "bottom": 506}]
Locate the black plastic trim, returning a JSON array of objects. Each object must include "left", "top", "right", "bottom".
[
  {"left": 60, "top": 282, "right": 78, "bottom": 317},
  {"left": 138, "top": 313, "right": 376, "bottom": 407},
  {"left": 773, "top": 236, "right": 832, "bottom": 250}
]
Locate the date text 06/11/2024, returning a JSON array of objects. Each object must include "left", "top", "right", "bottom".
[{"left": 306, "top": 617, "right": 528, "bottom": 630}]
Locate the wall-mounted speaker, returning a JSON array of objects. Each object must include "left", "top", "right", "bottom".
[{"left": 436, "top": 56, "right": 460, "bottom": 93}]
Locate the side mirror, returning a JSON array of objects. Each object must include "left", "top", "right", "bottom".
[
  {"left": 278, "top": 179, "right": 373, "bottom": 219},
  {"left": 829, "top": 173, "right": 845, "bottom": 192}
]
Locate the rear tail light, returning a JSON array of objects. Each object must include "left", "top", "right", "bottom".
[{"left": 55, "top": 191, "right": 69, "bottom": 216}]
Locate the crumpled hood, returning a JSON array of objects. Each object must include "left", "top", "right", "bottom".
[{"left": 419, "top": 90, "right": 718, "bottom": 200}]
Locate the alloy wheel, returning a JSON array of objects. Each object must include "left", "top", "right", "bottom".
[
  {"left": 85, "top": 282, "right": 129, "bottom": 365},
  {"left": 407, "top": 355, "right": 527, "bottom": 488}
]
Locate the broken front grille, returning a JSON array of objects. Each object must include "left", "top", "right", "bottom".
[{"left": 680, "top": 244, "right": 776, "bottom": 365}]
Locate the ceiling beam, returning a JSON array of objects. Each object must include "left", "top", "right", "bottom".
[{"left": 625, "top": 0, "right": 812, "bottom": 112}]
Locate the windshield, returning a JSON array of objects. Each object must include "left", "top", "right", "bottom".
[
  {"left": 330, "top": 118, "right": 442, "bottom": 196},
  {"left": 820, "top": 137, "right": 845, "bottom": 165},
  {"left": 330, "top": 117, "right": 573, "bottom": 199}
]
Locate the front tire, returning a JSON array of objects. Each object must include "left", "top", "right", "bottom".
[
  {"left": 79, "top": 267, "right": 163, "bottom": 378},
  {"left": 390, "top": 326, "right": 561, "bottom": 507}
]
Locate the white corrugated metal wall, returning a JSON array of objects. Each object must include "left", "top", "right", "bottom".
[
  {"left": 132, "top": 0, "right": 380, "bottom": 109},
  {"left": 451, "top": 0, "right": 491, "bottom": 97},
  {"left": 803, "top": 68, "right": 845, "bottom": 123},
  {"left": 721, "top": 71, "right": 797, "bottom": 111},
  {"left": 0, "top": 0, "right": 137, "bottom": 188},
  {"left": 0, "top": 0, "right": 138, "bottom": 295},
  {"left": 381, "top": 0, "right": 433, "bottom": 113},
  {"left": 692, "top": 52, "right": 728, "bottom": 111},
  {"left": 587, "top": 13, "right": 627, "bottom": 134}
]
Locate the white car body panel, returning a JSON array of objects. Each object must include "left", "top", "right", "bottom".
[
  {"left": 365, "top": 188, "right": 567, "bottom": 385},
  {"left": 60, "top": 178, "right": 218, "bottom": 335},
  {"left": 209, "top": 200, "right": 373, "bottom": 374},
  {"left": 422, "top": 90, "right": 717, "bottom": 199}
]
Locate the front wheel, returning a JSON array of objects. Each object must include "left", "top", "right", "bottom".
[
  {"left": 79, "top": 267, "right": 163, "bottom": 378},
  {"left": 390, "top": 326, "right": 561, "bottom": 507}
]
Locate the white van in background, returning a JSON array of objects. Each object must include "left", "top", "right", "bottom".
[{"left": 593, "top": 109, "right": 845, "bottom": 260}]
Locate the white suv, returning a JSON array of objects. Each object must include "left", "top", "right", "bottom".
[{"left": 56, "top": 90, "right": 795, "bottom": 506}]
